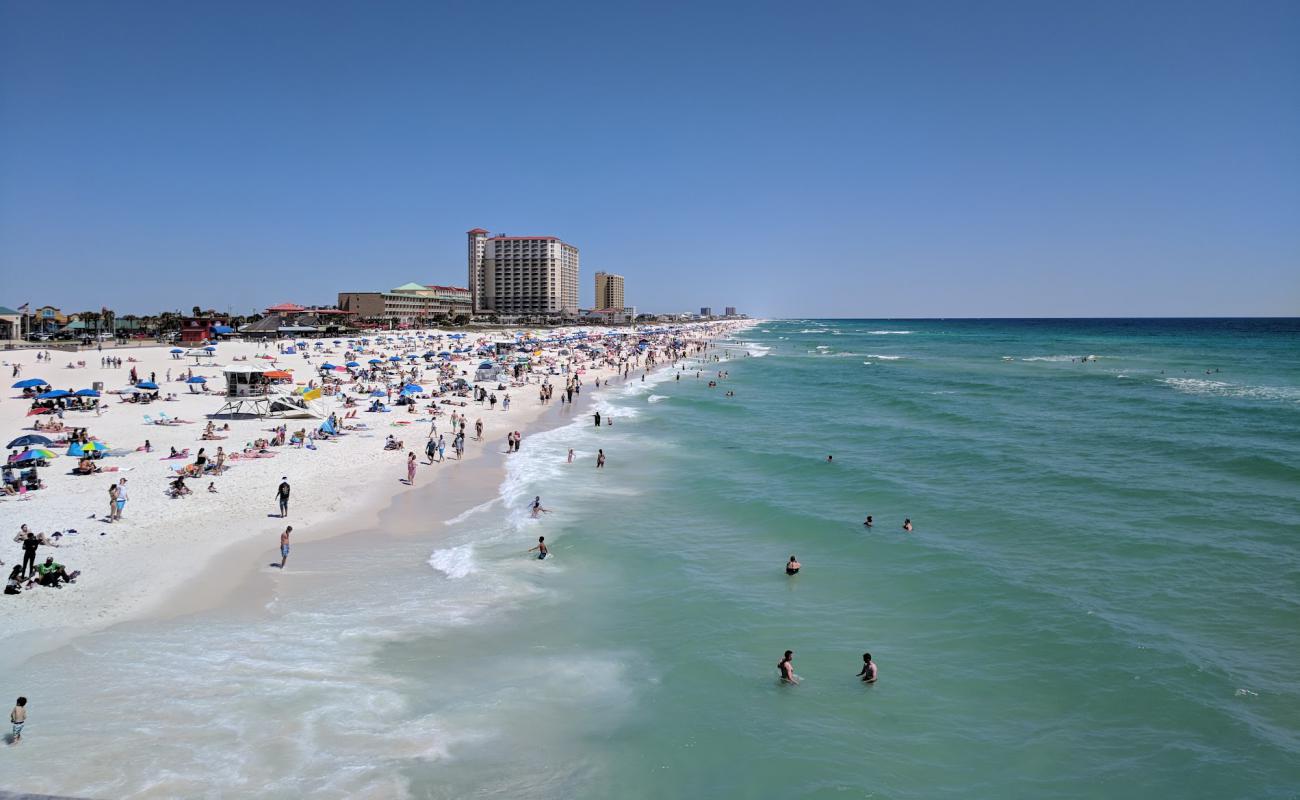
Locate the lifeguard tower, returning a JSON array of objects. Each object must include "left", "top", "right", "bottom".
[{"left": 213, "top": 364, "right": 272, "bottom": 417}]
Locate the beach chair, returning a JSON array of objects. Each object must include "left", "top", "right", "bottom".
[{"left": 143, "top": 415, "right": 154, "bottom": 425}]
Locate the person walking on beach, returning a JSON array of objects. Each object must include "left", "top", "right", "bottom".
[
  {"left": 276, "top": 477, "right": 291, "bottom": 518},
  {"left": 596, "top": 449, "right": 605, "bottom": 468},
  {"left": 406, "top": 452, "right": 417, "bottom": 485},
  {"left": 425, "top": 438, "right": 436, "bottom": 465},
  {"left": 115, "top": 478, "right": 128, "bottom": 521},
  {"left": 107, "top": 481, "right": 120, "bottom": 522},
  {"left": 857, "top": 653, "right": 877, "bottom": 683},
  {"left": 528, "top": 536, "right": 548, "bottom": 560},
  {"left": 277, "top": 526, "right": 292, "bottom": 569},
  {"left": 475, "top": 418, "right": 483, "bottom": 440},
  {"left": 778, "top": 651, "right": 798, "bottom": 685},
  {"left": 10, "top": 697, "right": 27, "bottom": 745}
]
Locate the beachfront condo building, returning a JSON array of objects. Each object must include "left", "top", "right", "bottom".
[
  {"left": 467, "top": 228, "right": 580, "bottom": 316},
  {"left": 700, "top": 307, "right": 713, "bottom": 317},
  {"left": 594, "top": 272, "right": 625, "bottom": 311},
  {"left": 725, "top": 306, "right": 737, "bottom": 316}
]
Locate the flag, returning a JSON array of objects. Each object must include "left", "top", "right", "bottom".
[
  {"left": 17, "top": 303, "right": 29, "bottom": 312},
  {"left": 302, "top": 388, "right": 322, "bottom": 402}
]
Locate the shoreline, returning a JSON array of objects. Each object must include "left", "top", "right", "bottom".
[{"left": 1, "top": 322, "right": 754, "bottom": 669}]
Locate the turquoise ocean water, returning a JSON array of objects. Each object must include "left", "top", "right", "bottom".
[{"left": 9, "top": 319, "right": 1300, "bottom": 799}]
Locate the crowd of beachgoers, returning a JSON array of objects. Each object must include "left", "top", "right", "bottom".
[{"left": 0, "top": 321, "right": 748, "bottom": 646}]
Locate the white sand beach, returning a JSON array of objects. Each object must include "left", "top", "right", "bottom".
[{"left": 0, "top": 323, "right": 750, "bottom": 666}]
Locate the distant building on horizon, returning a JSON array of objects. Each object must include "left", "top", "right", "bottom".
[
  {"left": 725, "top": 306, "right": 737, "bottom": 316},
  {"left": 594, "top": 271, "right": 625, "bottom": 311},
  {"left": 700, "top": 306, "right": 713, "bottom": 317},
  {"left": 467, "top": 228, "right": 579, "bottom": 316}
]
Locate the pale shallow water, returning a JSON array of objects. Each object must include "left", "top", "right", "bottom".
[{"left": 6, "top": 319, "right": 1300, "bottom": 799}]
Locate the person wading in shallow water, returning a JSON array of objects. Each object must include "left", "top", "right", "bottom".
[{"left": 778, "top": 650, "right": 798, "bottom": 684}]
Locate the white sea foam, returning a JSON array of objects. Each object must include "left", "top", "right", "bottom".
[
  {"left": 429, "top": 544, "right": 478, "bottom": 579},
  {"left": 742, "top": 341, "right": 771, "bottom": 357},
  {"left": 443, "top": 497, "right": 500, "bottom": 526},
  {"left": 647, "top": 394, "right": 669, "bottom": 403},
  {"left": 867, "top": 330, "right": 912, "bottom": 335},
  {"left": 816, "top": 345, "right": 831, "bottom": 350},
  {"left": 1160, "top": 378, "right": 1300, "bottom": 403},
  {"left": 864, "top": 354, "right": 904, "bottom": 360},
  {"left": 1020, "top": 355, "right": 1085, "bottom": 362}
]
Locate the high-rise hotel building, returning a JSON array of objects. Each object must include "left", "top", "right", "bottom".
[
  {"left": 467, "top": 228, "right": 579, "bottom": 315},
  {"left": 594, "top": 271, "right": 625, "bottom": 310}
]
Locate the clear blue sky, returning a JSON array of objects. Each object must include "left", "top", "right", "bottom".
[{"left": 1, "top": 0, "right": 1297, "bottom": 317}]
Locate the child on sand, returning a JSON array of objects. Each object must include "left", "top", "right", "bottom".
[{"left": 10, "top": 697, "right": 26, "bottom": 745}]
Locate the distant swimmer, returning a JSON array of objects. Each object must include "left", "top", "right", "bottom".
[
  {"left": 594, "top": 411, "right": 602, "bottom": 427},
  {"left": 566, "top": 448, "right": 575, "bottom": 463},
  {"left": 528, "top": 536, "right": 548, "bottom": 560},
  {"left": 778, "top": 650, "right": 798, "bottom": 685},
  {"left": 786, "top": 555, "right": 800, "bottom": 575},
  {"left": 863, "top": 515, "right": 873, "bottom": 529},
  {"left": 902, "top": 518, "right": 913, "bottom": 533},
  {"left": 826, "top": 455, "right": 833, "bottom": 463},
  {"left": 596, "top": 449, "right": 606, "bottom": 469},
  {"left": 857, "top": 652, "right": 877, "bottom": 683}
]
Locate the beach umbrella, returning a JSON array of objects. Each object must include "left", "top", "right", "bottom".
[
  {"left": 320, "top": 363, "right": 337, "bottom": 370},
  {"left": 169, "top": 348, "right": 184, "bottom": 354},
  {"left": 136, "top": 381, "right": 159, "bottom": 390},
  {"left": 66, "top": 442, "right": 85, "bottom": 457},
  {"left": 388, "top": 356, "right": 401, "bottom": 362},
  {"left": 74, "top": 388, "right": 101, "bottom": 397},
  {"left": 345, "top": 361, "right": 360, "bottom": 367},
  {"left": 7, "top": 434, "right": 54, "bottom": 448},
  {"left": 186, "top": 376, "right": 207, "bottom": 384},
  {"left": 36, "top": 389, "right": 72, "bottom": 399},
  {"left": 12, "top": 378, "right": 49, "bottom": 389},
  {"left": 401, "top": 383, "right": 423, "bottom": 394},
  {"left": 204, "top": 345, "right": 217, "bottom": 351},
  {"left": 82, "top": 440, "right": 107, "bottom": 451},
  {"left": 15, "top": 448, "right": 56, "bottom": 460},
  {"left": 370, "top": 390, "right": 385, "bottom": 397},
  {"left": 367, "top": 358, "right": 382, "bottom": 364}
]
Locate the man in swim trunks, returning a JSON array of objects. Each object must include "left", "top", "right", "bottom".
[
  {"left": 528, "top": 536, "right": 548, "bottom": 560},
  {"left": 279, "top": 526, "right": 292, "bottom": 569},
  {"left": 857, "top": 653, "right": 877, "bottom": 683},
  {"left": 778, "top": 650, "right": 798, "bottom": 684},
  {"left": 786, "top": 555, "right": 800, "bottom": 575},
  {"left": 276, "top": 478, "right": 291, "bottom": 518}
]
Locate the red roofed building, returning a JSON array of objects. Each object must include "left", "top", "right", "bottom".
[{"left": 265, "top": 302, "right": 306, "bottom": 314}]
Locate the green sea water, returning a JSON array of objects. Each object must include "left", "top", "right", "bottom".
[{"left": 8, "top": 319, "right": 1300, "bottom": 799}]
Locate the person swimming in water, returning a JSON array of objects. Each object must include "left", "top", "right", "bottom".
[
  {"left": 528, "top": 536, "right": 548, "bottom": 560},
  {"left": 903, "top": 518, "right": 913, "bottom": 532},
  {"left": 786, "top": 555, "right": 800, "bottom": 575},
  {"left": 863, "top": 515, "right": 873, "bottom": 529},
  {"left": 778, "top": 650, "right": 798, "bottom": 684},
  {"left": 530, "top": 496, "right": 549, "bottom": 517},
  {"left": 857, "top": 652, "right": 877, "bottom": 683}
]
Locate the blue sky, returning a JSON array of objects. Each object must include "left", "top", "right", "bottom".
[{"left": 1, "top": 0, "right": 1297, "bottom": 317}]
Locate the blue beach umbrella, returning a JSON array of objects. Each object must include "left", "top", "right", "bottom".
[
  {"left": 13, "top": 378, "right": 49, "bottom": 389},
  {"left": 169, "top": 348, "right": 184, "bottom": 354},
  {"left": 388, "top": 356, "right": 401, "bottom": 362},
  {"left": 203, "top": 345, "right": 217, "bottom": 351},
  {"left": 345, "top": 361, "right": 360, "bottom": 368},
  {"left": 36, "top": 389, "right": 72, "bottom": 399},
  {"left": 74, "top": 388, "right": 101, "bottom": 397},
  {"left": 136, "top": 381, "right": 159, "bottom": 390},
  {"left": 186, "top": 376, "right": 207, "bottom": 384},
  {"left": 367, "top": 358, "right": 382, "bottom": 364},
  {"left": 7, "top": 434, "right": 54, "bottom": 448},
  {"left": 370, "top": 390, "right": 385, "bottom": 397},
  {"left": 320, "top": 363, "right": 336, "bottom": 370},
  {"left": 401, "top": 383, "right": 423, "bottom": 393}
]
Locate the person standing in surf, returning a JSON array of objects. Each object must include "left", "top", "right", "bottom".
[
  {"left": 528, "top": 536, "right": 548, "bottom": 560},
  {"left": 857, "top": 653, "right": 877, "bottom": 683},
  {"left": 778, "top": 650, "right": 798, "bottom": 684}
]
